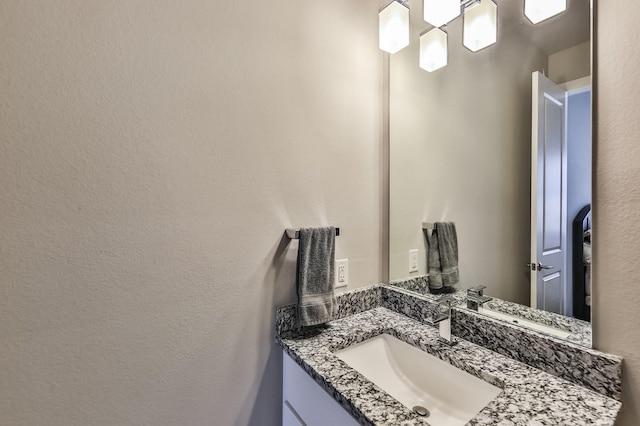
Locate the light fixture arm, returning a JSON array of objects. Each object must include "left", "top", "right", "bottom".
[
  {"left": 460, "top": 0, "right": 481, "bottom": 11},
  {"left": 386, "top": 0, "right": 408, "bottom": 7}
]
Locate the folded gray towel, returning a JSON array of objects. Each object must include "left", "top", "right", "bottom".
[
  {"left": 425, "top": 222, "right": 459, "bottom": 291},
  {"left": 297, "top": 227, "right": 336, "bottom": 327}
]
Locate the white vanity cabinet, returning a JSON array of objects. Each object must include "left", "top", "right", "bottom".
[{"left": 282, "top": 352, "right": 359, "bottom": 426}]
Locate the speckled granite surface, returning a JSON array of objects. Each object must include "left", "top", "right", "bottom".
[
  {"left": 276, "top": 285, "right": 382, "bottom": 336},
  {"left": 389, "top": 275, "right": 430, "bottom": 294},
  {"left": 389, "top": 276, "right": 592, "bottom": 347},
  {"left": 382, "top": 285, "right": 622, "bottom": 401},
  {"left": 452, "top": 308, "right": 620, "bottom": 400},
  {"left": 276, "top": 284, "right": 622, "bottom": 402},
  {"left": 469, "top": 298, "right": 592, "bottom": 346},
  {"left": 277, "top": 308, "right": 622, "bottom": 425}
]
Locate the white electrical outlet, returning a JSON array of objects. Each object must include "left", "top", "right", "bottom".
[
  {"left": 409, "top": 249, "right": 419, "bottom": 273},
  {"left": 335, "top": 259, "right": 348, "bottom": 288}
]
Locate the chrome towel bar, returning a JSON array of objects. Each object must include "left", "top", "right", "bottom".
[{"left": 285, "top": 227, "right": 340, "bottom": 239}]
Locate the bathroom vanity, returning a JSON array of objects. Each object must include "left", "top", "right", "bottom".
[{"left": 276, "top": 285, "right": 622, "bottom": 425}]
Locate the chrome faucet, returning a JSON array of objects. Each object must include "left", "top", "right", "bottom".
[
  {"left": 432, "top": 295, "right": 457, "bottom": 346},
  {"left": 466, "top": 285, "right": 492, "bottom": 311}
]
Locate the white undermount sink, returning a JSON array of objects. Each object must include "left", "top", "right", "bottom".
[
  {"left": 477, "top": 307, "right": 573, "bottom": 340},
  {"left": 334, "top": 334, "right": 502, "bottom": 426}
]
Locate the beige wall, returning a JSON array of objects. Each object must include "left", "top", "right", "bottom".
[
  {"left": 389, "top": 12, "right": 546, "bottom": 305},
  {"left": 594, "top": 1, "right": 640, "bottom": 424},
  {"left": 0, "top": 1, "right": 383, "bottom": 425},
  {"left": 548, "top": 41, "right": 591, "bottom": 84}
]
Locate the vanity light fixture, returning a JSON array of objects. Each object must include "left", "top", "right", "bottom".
[
  {"left": 524, "top": 0, "right": 567, "bottom": 24},
  {"left": 419, "top": 28, "right": 448, "bottom": 72},
  {"left": 378, "top": 0, "right": 570, "bottom": 71},
  {"left": 463, "top": 0, "right": 497, "bottom": 52},
  {"left": 377, "top": 0, "right": 500, "bottom": 71},
  {"left": 379, "top": 0, "right": 410, "bottom": 54},
  {"left": 423, "top": 0, "right": 460, "bottom": 28}
]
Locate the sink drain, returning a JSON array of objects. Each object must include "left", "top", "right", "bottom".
[{"left": 412, "top": 406, "right": 430, "bottom": 417}]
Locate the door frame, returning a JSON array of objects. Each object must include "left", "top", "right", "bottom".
[{"left": 560, "top": 76, "right": 592, "bottom": 315}]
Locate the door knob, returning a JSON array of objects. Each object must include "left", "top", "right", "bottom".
[
  {"left": 526, "top": 262, "right": 554, "bottom": 271},
  {"left": 537, "top": 262, "right": 553, "bottom": 270}
]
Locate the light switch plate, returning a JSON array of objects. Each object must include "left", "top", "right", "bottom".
[
  {"left": 409, "top": 249, "right": 419, "bottom": 273},
  {"left": 336, "top": 259, "right": 348, "bottom": 288}
]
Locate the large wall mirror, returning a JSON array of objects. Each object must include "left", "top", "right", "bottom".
[{"left": 388, "top": 0, "right": 592, "bottom": 346}]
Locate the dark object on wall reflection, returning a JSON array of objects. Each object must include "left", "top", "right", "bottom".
[{"left": 572, "top": 204, "right": 591, "bottom": 322}]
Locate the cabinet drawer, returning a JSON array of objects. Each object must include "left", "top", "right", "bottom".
[{"left": 282, "top": 352, "right": 359, "bottom": 426}]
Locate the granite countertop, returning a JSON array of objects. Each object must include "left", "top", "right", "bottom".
[{"left": 277, "top": 307, "right": 621, "bottom": 426}]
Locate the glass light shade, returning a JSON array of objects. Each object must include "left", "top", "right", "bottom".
[
  {"left": 379, "top": 1, "right": 410, "bottom": 54},
  {"left": 524, "top": 0, "right": 567, "bottom": 24},
  {"left": 419, "top": 28, "right": 448, "bottom": 72},
  {"left": 463, "top": 0, "right": 497, "bottom": 52},
  {"left": 423, "top": 0, "right": 460, "bottom": 27}
]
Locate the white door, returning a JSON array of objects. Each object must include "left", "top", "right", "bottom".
[{"left": 530, "top": 71, "right": 567, "bottom": 314}]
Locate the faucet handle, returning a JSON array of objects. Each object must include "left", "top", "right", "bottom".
[
  {"left": 431, "top": 295, "right": 455, "bottom": 324},
  {"left": 466, "top": 286, "right": 492, "bottom": 310},
  {"left": 467, "top": 285, "right": 487, "bottom": 297}
]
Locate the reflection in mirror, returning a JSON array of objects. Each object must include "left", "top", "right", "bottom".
[{"left": 388, "top": 0, "right": 592, "bottom": 346}]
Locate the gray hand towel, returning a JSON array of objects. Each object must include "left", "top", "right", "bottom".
[
  {"left": 297, "top": 227, "right": 336, "bottom": 327},
  {"left": 425, "top": 222, "right": 459, "bottom": 291}
]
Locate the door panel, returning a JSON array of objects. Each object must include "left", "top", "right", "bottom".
[
  {"left": 543, "top": 97, "right": 563, "bottom": 252},
  {"left": 541, "top": 272, "right": 563, "bottom": 313}
]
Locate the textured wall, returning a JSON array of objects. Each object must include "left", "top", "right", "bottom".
[
  {"left": 0, "top": 1, "right": 383, "bottom": 425},
  {"left": 389, "top": 11, "right": 546, "bottom": 305},
  {"left": 594, "top": 1, "right": 640, "bottom": 424}
]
